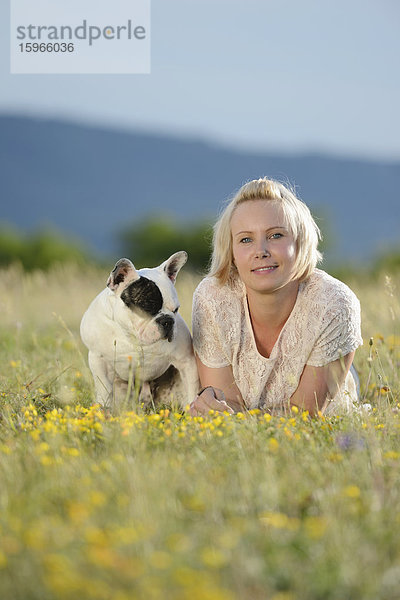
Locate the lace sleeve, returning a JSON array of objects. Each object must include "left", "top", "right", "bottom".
[
  {"left": 307, "top": 290, "right": 363, "bottom": 367},
  {"left": 192, "top": 285, "right": 231, "bottom": 369}
]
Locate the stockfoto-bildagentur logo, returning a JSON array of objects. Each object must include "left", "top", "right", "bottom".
[{"left": 10, "top": 0, "right": 150, "bottom": 74}]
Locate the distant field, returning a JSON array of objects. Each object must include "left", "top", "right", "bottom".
[{"left": 0, "top": 264, "right": 399, "bottom": 600}]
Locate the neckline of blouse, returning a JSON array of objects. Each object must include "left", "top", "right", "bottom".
[{"left": 241, "top": 279, "right": 305, "bottom": 362}]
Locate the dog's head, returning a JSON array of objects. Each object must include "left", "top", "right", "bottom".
[{"left": 107, "top": 251, "right": 187, "bottom": 345}]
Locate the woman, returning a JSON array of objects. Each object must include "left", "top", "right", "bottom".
[{"left": 190, "top": 178, "right": 363, "bottom": 417}]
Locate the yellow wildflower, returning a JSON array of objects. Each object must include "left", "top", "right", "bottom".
[
  {"left": 304, "top": 516, "right": 327, "bottom": 539},
  {"left": 200, "top": 547, "right": 228, "bottom": 569},
  {"left": 384, "top": 451, "right": 400, "bottom": 460},
  {"left": 268, "top": 438, "right": 279, "bottom": 452},
  {"left": 260, "top": 511, "right": 300, "bottom": 531},
  {"left": 343, "top": 485, "right": 361, "bottom": 498},
  {"left": 149, "top": 551, "right": 172, "bottom": 570}
]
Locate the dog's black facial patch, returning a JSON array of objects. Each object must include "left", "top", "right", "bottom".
[{"left": 120, "top": 277, "right": 163, "bottom": 316}]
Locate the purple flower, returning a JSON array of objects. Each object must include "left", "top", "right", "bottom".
[{"left": 335, "top": 433, "right": 366, "bottom": 451}]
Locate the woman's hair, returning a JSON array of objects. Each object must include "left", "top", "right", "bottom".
[{"left": 208, "top": 177, "right": 323, "bottom": 285}]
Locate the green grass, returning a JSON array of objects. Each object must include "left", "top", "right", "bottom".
[{"left": 0, "top": 264, "right": 399, "bottom": 600}]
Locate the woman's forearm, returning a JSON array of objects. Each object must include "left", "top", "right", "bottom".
[{"left": 289, "top": 395, "right": 326, "bottom": 417}]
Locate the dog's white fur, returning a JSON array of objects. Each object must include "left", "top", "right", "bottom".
[{"left": 80, "top": 252, "right": 199, "bottom": 410}]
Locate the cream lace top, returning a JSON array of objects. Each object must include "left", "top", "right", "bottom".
[{"left": 192, "top": 269, "right": 363, "bottom": 415}]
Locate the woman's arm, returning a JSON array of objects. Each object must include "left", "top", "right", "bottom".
[
  {"left": 189, "top": 356, "right": 246, "bottom": 415},
  {"left": 190, "top": 352, "right": 355, "bottom": 417},
  {"left": 289, "top": 351, "right": 355, "bottom": 417}
]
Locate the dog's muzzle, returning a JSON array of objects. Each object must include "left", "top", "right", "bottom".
[{"left": 155, "top": 314, "right": 175, "bottom": 342}]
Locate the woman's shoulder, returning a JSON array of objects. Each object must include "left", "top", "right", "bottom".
[
  {"left": 194, "top": 274, "right": 244, "bottom": 301},
  {"left": 303, "top": 269, "right": 360, "bottom": 311},
  {"left": 192, "top": 275, "right": 244, "bottom": 348}
]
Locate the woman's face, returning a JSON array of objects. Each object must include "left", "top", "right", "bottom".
[{"left": 230, "top": 200, "right": 297, "bottom": 295}]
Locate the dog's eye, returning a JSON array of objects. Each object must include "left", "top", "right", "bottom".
[{"left": 173, "top": 307, "right": 179, "bottom": 314}]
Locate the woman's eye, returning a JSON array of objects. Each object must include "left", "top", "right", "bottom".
[
  {"left": 270, "top": 233, "right": 283, "bottom": 239},
  {"left": 240, "top": 237, "right": 252, "bottom": 244}
]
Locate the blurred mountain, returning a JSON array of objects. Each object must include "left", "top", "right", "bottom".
[{"left": 1, "top": 114, "right": 399, "bottom": 264}]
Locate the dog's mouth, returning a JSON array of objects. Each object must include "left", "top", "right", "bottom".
[{"left": 155, "top": 314, "right": 175, "bottom": 342}]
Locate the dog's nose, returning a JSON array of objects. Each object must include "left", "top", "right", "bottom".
[{"left": 156, "top": 315, "right": 174, "bottom": 342}]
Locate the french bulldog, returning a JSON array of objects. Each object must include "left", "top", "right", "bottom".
[{"left": 80, "top": 251, "right": 199, "bottom": 411}]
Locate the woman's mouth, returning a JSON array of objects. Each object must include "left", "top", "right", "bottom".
[{"left": 251, "top": 265, "right": 278, "bottom": 273}]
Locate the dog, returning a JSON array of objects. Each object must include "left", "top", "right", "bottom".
[{"left": 80, "top": 251, "right": 199, "bottom": 411}]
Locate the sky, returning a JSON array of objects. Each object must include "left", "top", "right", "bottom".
[{"left": 1, "top": 0, "right": 400, "bottom": 161}]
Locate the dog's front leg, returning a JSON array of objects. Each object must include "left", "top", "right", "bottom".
[
  {"left": 172, "top": 316, "right": 200, "bottom": 407},
  {"left": 88, "top": 352, "right": 113, "bottom": 409},
  {"left": 176, "top": 356, "right": 200, "bottom": 408}
]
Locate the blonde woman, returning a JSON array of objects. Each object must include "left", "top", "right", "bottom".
[{"left": 190, "top": 178, "right": 363, "bottom": 417}]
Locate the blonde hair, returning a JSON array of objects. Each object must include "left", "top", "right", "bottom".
[{"left": 209, "top": 177, "right": 322, "bottom": 285}]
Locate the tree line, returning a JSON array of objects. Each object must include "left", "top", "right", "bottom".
[
  {"left": 0, "top": 219, "right": 399, "bottom": 277},
  {"left": 0, "top": 218, "right": 213, "bottom": 274}
]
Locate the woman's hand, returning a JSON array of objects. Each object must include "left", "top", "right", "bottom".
[
  {"left": 192, "top": 357, "right": 246, "bottom": 415},
  {"left": 189, "top": 386, "right": 234, "bottom": 416}
]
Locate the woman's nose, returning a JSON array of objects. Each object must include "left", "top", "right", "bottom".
[{"left": 254, "top": 240, "right": 270, "bottom": 258}]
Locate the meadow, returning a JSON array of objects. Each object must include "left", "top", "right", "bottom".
[{"left": 0, "top": 263, "right": 399, "bottom": 600}]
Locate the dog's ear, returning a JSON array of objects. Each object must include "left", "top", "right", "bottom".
[
  {"left": 107, "top": 258, "right": 140, "bottom": 292},
  {"left": 159, "top": 251, "right": 188, "bottom": 284}
]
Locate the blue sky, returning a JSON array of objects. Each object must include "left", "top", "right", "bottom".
[{"left": 2, "top": 0, "right": 400, "bottom": 160}]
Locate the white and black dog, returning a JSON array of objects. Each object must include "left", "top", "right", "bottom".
[{"left": 80, "top": 251, "right": 199, "bottom": 411}]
